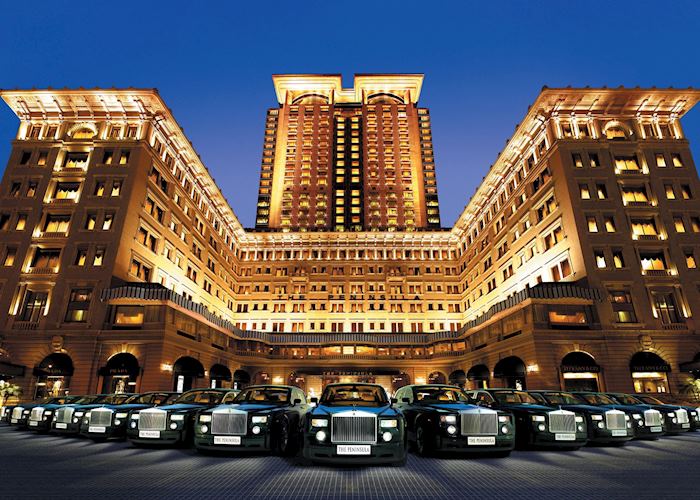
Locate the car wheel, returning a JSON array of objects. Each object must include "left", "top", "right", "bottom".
[
  {"left": 416, "top": 424, "right": 429, "bottom": 456},
  {"left": 277, "top": 417, "right": 297, "bottom": 456}
]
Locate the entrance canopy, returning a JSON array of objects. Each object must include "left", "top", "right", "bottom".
[
  {"left": 629, "top": 352, "right": 671, "bottom": 373},
  {"left": 467, "top": 364, "right": 490, "bottom": 381},
  {"left": 33, "top": 353, "right": 74, "bottom": 377},
  {"left": 210, "top": 363, "right": 232, "bottom": 381},
  {"left": 493, "top": 356, "right": 526, "bottom": 378},
  {"left": 173, "top": 356, "right": 205, "bottom": 377},
  {"left": 561, "top": 351, "right": 600, "bottom": 373}
]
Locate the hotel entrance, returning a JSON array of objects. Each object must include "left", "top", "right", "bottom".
[{"left": 291, "top": 368, "right": 410, "bottom": 400}]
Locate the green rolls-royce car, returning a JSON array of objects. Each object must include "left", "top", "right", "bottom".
[
  {"left": 79, "top": 392, "right": 178, "bottom": 440},
  {"left": 302, "top": 383, "right": 406, "bottom": 465},
  {"left": 26, "top": 395, "right": 96, "bottom": 432},
  {"left": 466, "top": 389, "right": 588, "bottom": 449},
  {"left": 529, "top": 391, "right": 634, "bottom": 444},
  {"left": 194, "top": 385, "right": 308, "bottom": 454},
  {"left": 394, "top": 384, "right": 515, "bottom": 456},
  {"left": 573, "top": 392, "right": 666, "bottom": 439},
  {"left": 607, "top": 393, "right": 691, "bottom": 435},
  {"left": 7, "top": 396, "right": 78, "bottom": 428},
  {"left": 635, "top": 394, "right": 700, "bottom": 431},
  {"left": 127, "top": 388, "right": 239, "bottom": 445},
  {"left": 51, "top": 394, "right": 134, "bottom": 435}
]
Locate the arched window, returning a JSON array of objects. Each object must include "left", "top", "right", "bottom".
[
  {"left": 493, "top": 356, "right": 527, "bottom": 390},
  {"left": 629, "top": 351, "right": 670, "bottom": 393},
  {"left": 172, "top": 356, "right": 205, "bottom": 393},
  {"left": 209, "top": 364, "right": 232, "bottom": 388},
  {"left": 99, "top": 352, "right": 140, "bottom": 393},
  {"left": 467, "top": 364, "right": 490, "bottom": 389},
  {"left": 560, "top": 351, "right": 600, "bottom": 392},
  {"left": 33, "top": 353, "right": 74, "bottom": 399}
]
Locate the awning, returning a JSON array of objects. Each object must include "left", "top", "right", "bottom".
[
  {"left": 173, "top": 356, "right": 205, "bottom": 378},
  {"left": 98, "top": 353, "right": 140, "bottom": 377},
  {"left": 33, "top": 353, "right": 74, "bottom": 377},
  {"left": 209, "top": 364, "right": 232, "bottom": 381},
  {"left": 561, "top": 351, "right": 601, "bottom": 373},
  {"left": 493, "top": 356, "right": 526, "bottom": 378},
  {"left": 0, "top": 360, "right": 26, "bottom": 378},
  {"left": 467, "top": 364, "right": 490, "bottom": 381},
  {"left": 629, "top": 352, "right": 671, "bottom": 373}
]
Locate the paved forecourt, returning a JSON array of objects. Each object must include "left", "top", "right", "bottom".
[{"left": 0, "top": 426, "right": 698, "bottom": 499}]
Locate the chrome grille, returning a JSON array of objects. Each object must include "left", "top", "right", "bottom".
[
  {"left": 460, "top": 409, "right": 498, "bottom": 435},
  {"left": 30, "top": 407, "right": 45, "bottom": 422},
  {"left": 211, "top": 409, "right": 247, "bottom": 435},
  {"left": 644, "top": 409, "right": 662, "bottom": 427},
  {"left": 676, "top": 409, "right": 689, "bottom": 424},
  {"left": 89, "top": 408, "right": 113, "bottom": 426},
  {"left": 138, "top": 409, "right": 167, "bottom": 431},
  {"left": 548, "top": 410, "right": 576, "bottom": 433},
  {"left": 605, "top": 410, "right": 626, "bottom": 430},
  {"left": 11, "top": 407, "right": 24, "bottom": 420},
  {"left": 331, "top": 411, "right": 377, "bottom": 444},
  {"left": 55, "top": 407, "right": 75, "bottom": 423}
]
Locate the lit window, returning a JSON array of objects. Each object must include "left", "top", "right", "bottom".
[
  {"left": 15, "top": 214, "right": 27, "bottom": 231},
  {"left": 685, "top": 252, "right": 697, "bottom": 269},
  {"left": 102, "top": 214, "right": 114, "bottom": 230},
  {"left": 587, "top": 216, "right": 598, "bottom": 232},
  {"left": 579, "top": 184, "right": 591, "bottom": 199},
  {"left": 671, "top": 154, "right": 683, "bottom": 167},
  {"left": 93, "top": 247, "right": 105, "bottom": 266},
  {"left": 595, "top": 251, "right": 607, "bottom": 269},
  {"left": 674, "top": 216, "right": 686, "bottom": 233},
  {"left": 655, "top": 153, "right": 666, "bottom": 167},
  {"left": 613, "top": 250, "right": 625, "bottom": 269},
  {"left": 665, "top": 184, "right": 676, "bottom": 200},
  {"left": 604, "top": 216, "right": 616, "bottom": 233}
]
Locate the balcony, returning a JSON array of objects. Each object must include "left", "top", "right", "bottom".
[
  {"left": 642, "top": 269, "right": 671, "bottom": 277},
  {"left": 25, "top": 267, "right": 58, "bottom": 275},
  {"left": 11, "top": 320, "right": 40, "bottom": 330},
  {"left": 662, "top": 322, "right": 687, "bottom": 330}
]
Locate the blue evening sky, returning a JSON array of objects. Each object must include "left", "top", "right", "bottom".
[{"left": 1, "top": 0, "right": 699, "bottom": 227}]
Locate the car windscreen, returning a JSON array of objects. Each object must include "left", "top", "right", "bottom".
[
  {"left": 492, "top": 391, "right": 540, "bottom": 404},
  {"left": 321, "top": 385, "right": 388, "bottom": 406},
  {"left": 234, "top": 388, "right": 290, "bottom": 404},
  {"left": 611, "top": 394, "right": 642, "bottom": 405},
  {"left": 638, "top": 395, "right": 665, "bottom": 405},
  {"left": 72, "top": 396, "right": 99, "bottom": 404},
  {"left": 541, "top": 392, "right": 581, "bottom": 405},
  {"left": 95, "top": 395, "right": 132, "bottom": 405},
  {"left": 577, "top": 393, "right": 616, "bottom": 405},
  {"left": 413, "top": 387, "right": 469, "bottom": 403},
  {"left": 173, "top": 390, "right": 225, "bottom": 405}
]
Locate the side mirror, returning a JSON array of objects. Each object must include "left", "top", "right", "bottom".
[
  {"left": 310, "top": 397, "right": 318, "bottom": 404},
  {"left": 401, "top": 397, "right": 410, "bottom": 403},
  {"left": 293, "top": 398, "right": 302, "bottom": 406}
]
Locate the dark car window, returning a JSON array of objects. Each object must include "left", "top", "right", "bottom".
[
  {"left": 492, "top": 391, "right": 540, "bottom": 404},
  {"left": 611, "top": 394, "right": 643, "bottom": 405},
  {"left": 540, "top": 392, "right": 580, "bottom": 405},
  {"left": 413, "top": 386, "right": 469, "bottom": 403},
  {"left": 578, "top": 393, "right": 617, "bottom": 405},
  {"left": 125, "top": 394, "right": 145, "bottom": 404},
  {"left": 173, "top": 390, "right": 226, "bottom": 405},
  {"left": 72, "top": 395, "right": 99, "bottom": 404},
  {"left": 321, "top": 384, "right": 388, "bottom": 407},
  {"left": 637, "top": 395, "right": 665, "bottom": 405},
  {"left": 234, "top": 387, "right": 290, "bottom": 404},
  {"left": 529, "top": 393, "right": 548, "bottom": 404}
]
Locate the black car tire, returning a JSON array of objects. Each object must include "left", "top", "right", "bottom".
[
  {"left": 415, "top": 424, "right": 430, "bottom": 456},
  {"left": 277, "top": 417, "right": 298, "bottom": 456}
]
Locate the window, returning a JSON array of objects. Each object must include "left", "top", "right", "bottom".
[
  {"left": 10, "top": 181, "right": 21, "bottom": 197},
  {"left": 130, "top": 259, "right": 151, "bottom": 281},
  {"left": 612, "top": 250, "right": 625, "bottom": 268},
  {"left": 63, "top": 152, "right": 88, "bottom": 169},
  {"left": 665, "top": 184, "right": 676, "bottom": 199},
  {"left": 53, "top": 182, "right": 80, "bottom": 200},
  {"left": 594, "top": 250, "right": 607, "bottom": 268},
  {"left": 572, "top": 153, "right": 583, "bottom": 168},
  {"left": 631, "top": 218, "right": 658, "bottom": 237},
  {"left": 671, "top": 154, "right": 683, "bottom": 167},
  {"left": 114, "top": 306, "right": 144, "bottom": 326},
  {"left": 119, "top": 151, "right": 130, "bottom": 165},
  {"left": 110, "top": 181, "right": 122, "bottom": 197},
  {"left": 102, "top": 213, "right": 114, "bottom": 230},
  {"left": 652, "top": 291, "right": 681, "bottom": 324},
  {"left": 596, "top": 184, "right": 608, "bottom": 199},
  {"left": 19, "top": 151, "right": 31, "bottom": 165},
  {"left": 18, "top": 290, "right": 48, "bottom": 322},
  {"left": 30, "top": 248, "right": 61, "bottom": 269},
  {"left": 685, "top": 251, "right": 697, "bottom": 269},
  {"left": 610, "top": 290, "right": 637, "bottom": 323},
  {"left": 75, "top": 247, "right": 88, "bottom": 266},
  {"left": 64, "top": 288, "right": 92, "bottom": 323},
  {"left": 103, "top": 151, "right": 114, "bottom": 164},
  {"left": 614, "top": 155, "right": 639, "bottom": 171},
  {"left": 673, "top": 216, "right": 686, "bottom": 233},
  {"left": 604, "top": 216, "right": 616, "bottom": 233},
  {"left": 605, "top": 126, "right": 627, "bottom": 140},
  {"left": 93, "top": 247, "right": 105, "bottom": 266},
  {"left": 85, "top": 213, "right": 97, "bottom": 230},
  {"left": 543, "top": 226, "right": 563, "bottom": 250},
  {"left": 43, "top": 214, "right": 70, "bottom": 233},
  {"left": 27, "top": 181, "right": 37, "bottom": 198},
  {"left": 621, "top": 186, "right": 649, "bottom": 204},
  {"left": 640, "top": 251, "right": 667, "bottom": 271},
  {"left": 655, "top": 153, "right": 666, "bottom": 167},
  {"left": 579, "top": 184, "right": 591, "bottom": 199},
  {"left": 589, "top": 153, "right": 600, "bottom": 168},
  {"left": 551, "top": 258, "right": 572, "bottom": 282},
  {"left": 681, "top": 185, "right": 692, "bottom": 200},
  {"left": 37, "top": 151, "right": 48, "bottom": 166},
  {"left": 15, "top": 214, "right": 27, "bottom": 231},
  {"left": 0, "top": 213, "right": 10, "bottom": 231},
  {"left": 94, "top": 181, "right": 105, "bottom": 196},
  {"left": 587, "top": 216, "right": 598, "bottom": 232},
  {"left": 691, "top": 217, "right": 700, "bottom": 233},
  {"left": 3, "top": 247, "right": 17, "bottom": 266}
]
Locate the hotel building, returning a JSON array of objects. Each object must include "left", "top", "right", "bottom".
[{"left": 0, "top": 76, "right": 699, "bottom": 401}]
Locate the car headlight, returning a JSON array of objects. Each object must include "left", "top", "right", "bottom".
[
  {"left": 116, "top": 413, "right": 128, "bottom": 419},
  {"left": 632, "top": 414, "right": 642, "bottom": 419},
  {"left": 575, "top": 416, "right": 584, "bottom": 423},
  {"left": 380, "top": 419, "right": 398, "bottom": 428},
  {"left": 170, "top": 414, "right": 185, "bottom": 421},
  {"left": 532, "top": 415, "right": 546, "bottom": 422},
  {"left": 199, "top": 415, "right": 212, "bottom": 423},
  {"left": 251, "top": 416, "right": 268, "bottom": 424},
  {"left": 498, "top": 415, "right": 510, "bottom": 423},
  {"left": 440, "top": 415, "right": 457, "bottom": 424},
  {"left": 75, "top": 412, "right": 84, "bottom": 417},
  {"left": 44, "top": 410, "right": 53, "bottom": 415},
  {"left": 131, "top": 414, "right": 140, "bottom": 420},
  {"left": 590, "top": 414, "right": 603, "bottom": 421},
  {"left": 311, "top": 418, "right": 328, "bottom": 428}
]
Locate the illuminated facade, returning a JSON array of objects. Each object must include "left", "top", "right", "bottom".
[{"left": 1, "top": 77, "right": 700, "bottom": 401}]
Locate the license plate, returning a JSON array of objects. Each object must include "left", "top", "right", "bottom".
[
  {"left": 55, "top": 422, "right": 67, "bottom": 429},
  {"left": 214, "top": 436, "right": 241, "bottom": 445},
  {"left": 29, "top": 420, "right": 39, "bottom": 426},
  {"left": 467, "top": 436, "right": 496, "bottom": 445},
  {"left": 611, "top": 430, "right": 627, "bottom": 437},
  {"left": 89, "top": 426, "right": 106, "bottom": 433},
  {"left": 682, "top": 423, "right": 690, "bottom": 429},
  {"left": 555, "top": 433, "right": 576, "bottom": 441},
  {"left": 650, "top": 426, "right": 662, "bottom": 433},
  {"left": 10, "top": 419, "right": 17, "bottom": 424},
  {"left": 139, "top": 430, "right": 160, "bottom": 438},
  {"left": 337, "top": 445, "right": 371, "bottom": 455}
]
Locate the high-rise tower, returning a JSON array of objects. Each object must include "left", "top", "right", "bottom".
[{"left": 254, "top": 74, "right": 441, "bottom": 232}]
